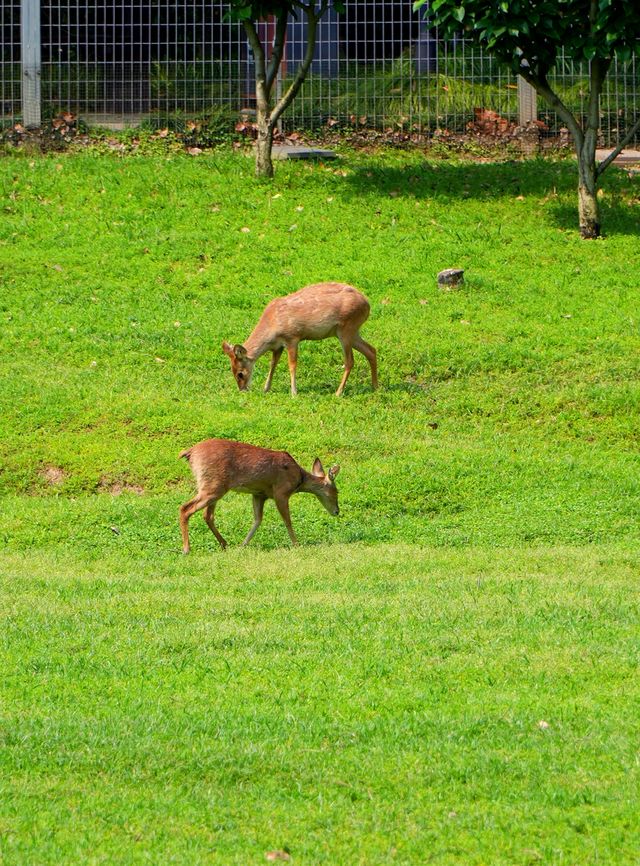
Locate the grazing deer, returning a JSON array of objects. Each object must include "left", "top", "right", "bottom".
[
  {"left": 179, "top": 438, "right": 340, "bottom": 552},
  {"left": 222, "top": 281, "right": 377, "bottom": 396}
]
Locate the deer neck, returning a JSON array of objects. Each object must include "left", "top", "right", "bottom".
[
  {"left": 244, "top": 323, "right": 277, "bottom": 361},
  {"left": 298, "top": 469, "right": 321, "bottom": 495}
]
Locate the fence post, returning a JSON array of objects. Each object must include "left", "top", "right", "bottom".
[
  {"left": 21, "top": 0, "right": 41, "bottom": 127},
  {"left": 517, "top": 76, "right": 537, "bottom": 126}
]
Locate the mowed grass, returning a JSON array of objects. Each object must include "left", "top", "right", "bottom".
[
  {"left": 1, "top": 144, "right": 640, "bottom": 863},
  {"left": 2, "top": 545, "right": 640, "bottom": 865}
]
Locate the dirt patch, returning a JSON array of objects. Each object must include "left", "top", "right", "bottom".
[
  {"left": 40, "top": 465, "right": 66, "bottom": 486},
  {"left": 97, "top": 477, "right": 145, "bottom": 496}
]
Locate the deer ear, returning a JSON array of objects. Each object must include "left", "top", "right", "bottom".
[
  {"left": 328, "top": 464, "right": 340, "bottom": 480},
  {"left": 312, "top": 458, "right": 325, "bottom": 477},
  {"left": 222, "top": 340, "right": 234, "bottom": 357},
  {"left": 233, "top": 344, "right": 248, "bottom": 360}
]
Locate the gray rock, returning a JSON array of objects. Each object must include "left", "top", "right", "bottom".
[{"left": 437, "top": 268, "right": 465, "bottom": 290}]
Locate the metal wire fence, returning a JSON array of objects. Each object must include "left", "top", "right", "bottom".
[{"left": 1, "top": 0, "right": 639, "bottom": 147}]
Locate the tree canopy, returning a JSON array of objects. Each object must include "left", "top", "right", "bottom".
[{"left": 414, "top": 0, "right": 640, "bottom": 70}]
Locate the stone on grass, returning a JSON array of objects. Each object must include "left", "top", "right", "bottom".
[{"left": 437, "top": 268, "right": 465, "bottom": 290}]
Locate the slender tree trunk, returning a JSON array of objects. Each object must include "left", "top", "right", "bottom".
[
  {"left": 244, "top": 5, "right": 326, "bottom": 179},
  {"left": 577, "top": 138, "right": 600, "bottom": 239},
  {"left": 521, "top": 54, "right": 610, "bottom": 239},
  {"left": 243, "top": 18, "right": 276, "bottom": 178},
  {"left": 255, "top": 114, "right": 275, "bottom": 178},
  {"left": 575, "top": 54, "right": 607, "bottom": 239}
]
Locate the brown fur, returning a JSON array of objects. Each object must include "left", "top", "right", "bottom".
[
  {"left": 179, "top": 438, "right": 340, "bottom": 552},
  {"left": 222, "top": 282, "right": 377, "bottom": 396}
]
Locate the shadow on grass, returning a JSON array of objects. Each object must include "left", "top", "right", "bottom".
[{"left": 344, "top": 157, "right": 640, "bottom": 236}]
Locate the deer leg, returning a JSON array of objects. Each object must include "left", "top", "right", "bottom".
[
  {"left": 353, "top": 334, "right": 378, "bottom": 390},
  {"left": 179, "top": 493, "right": 213, "bottom": 554},
  {"left": 242, "top": 495, "right": 265, "bottom": 546},
  {"left": 286, "top": 342, "right": 299, "bottom": 397},
  {"left": 264, "top": 347, "right": 283, "bottom": 392},
  {"left": 203, "top": 501, "right": 228, "bottom": 550},
  {"left": 274, "top": 494, "right": 298, "bottom": 546},
  {"left": 335, "top": 339, "right": 355, "bottom": 397}
]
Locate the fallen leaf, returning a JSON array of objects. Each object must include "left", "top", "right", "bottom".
[
  {"left": 187, "top": 147, "right": 202, "bottom": 156},
  {"left": 265, "top": 851, "right": 290, "bottom": 862},
  {"left": 110, "top": 526, "right": 121, "bottom": 535},
  {"left": 419, "top": 299, "right": 428, "bottom": 305},
  {"left": 538, "top": 720, "right": 550, "bottom": 730},
  {"left": 240, "top": 227, "right": 251, "bottom": 233}
]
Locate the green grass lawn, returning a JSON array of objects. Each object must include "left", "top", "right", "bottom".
[{"left": 1, "top": 143, "right": 639, "bottom": 863}]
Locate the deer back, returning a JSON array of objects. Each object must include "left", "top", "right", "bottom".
[
  {"left": 247, "top": 282, "right": 370, "bottom": 348},
  {"left": 182, "top": 439, "right": 302, "bottom": 497}
]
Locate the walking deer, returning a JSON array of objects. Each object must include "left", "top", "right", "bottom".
[
  {"left": 222, "top": 282, "right": 377, "bottom": 396},
  {"left": 179, "top": 438, "right": 340, "bottom": 552}
]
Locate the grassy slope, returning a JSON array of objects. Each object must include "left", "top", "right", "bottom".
[{"left": 1, "top": 146, "right": 640, "bottom": 863}]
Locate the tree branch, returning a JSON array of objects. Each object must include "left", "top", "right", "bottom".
[
  {"left": 519, "top": 64, "right": 584, "bottom": 149},
  {"left": 265, "top": 11, "right": 289, "bottom": 93},
  {"left": 243, "top": 19, "right": 269, "bottom": 111},
  {"left": 597, "top": 114, "right": 640, "bottom": 177},
  {"left": 270, "top": 1, "right": 328, "bottom": 125}
]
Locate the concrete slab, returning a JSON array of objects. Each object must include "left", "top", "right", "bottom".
[
  {"left": 596, "top": 147, "right": 640, "bottom": 166},
  {"left": 272, "top": 144, "right": 337, "bottom": 161},
  {"left": 81, "top": 113, "right": 149, "bottom": 130}
]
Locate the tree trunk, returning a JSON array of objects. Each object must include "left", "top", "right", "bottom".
[
  {"left": 577, "top": 137, "right": 600, "bottom": 239},
  {"left": 522, "top": 60, "right": 608, "bottom": 239},
  {"left": 255, "top": 113, "right": 274, "bottom": 179}
]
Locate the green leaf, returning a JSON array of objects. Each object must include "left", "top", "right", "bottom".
[
  {"left": 615, "top": 44, "right": 632, "bottom": 62},
  {"left": 453, "top": 6, "right": 466, "bottom": 23}
]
